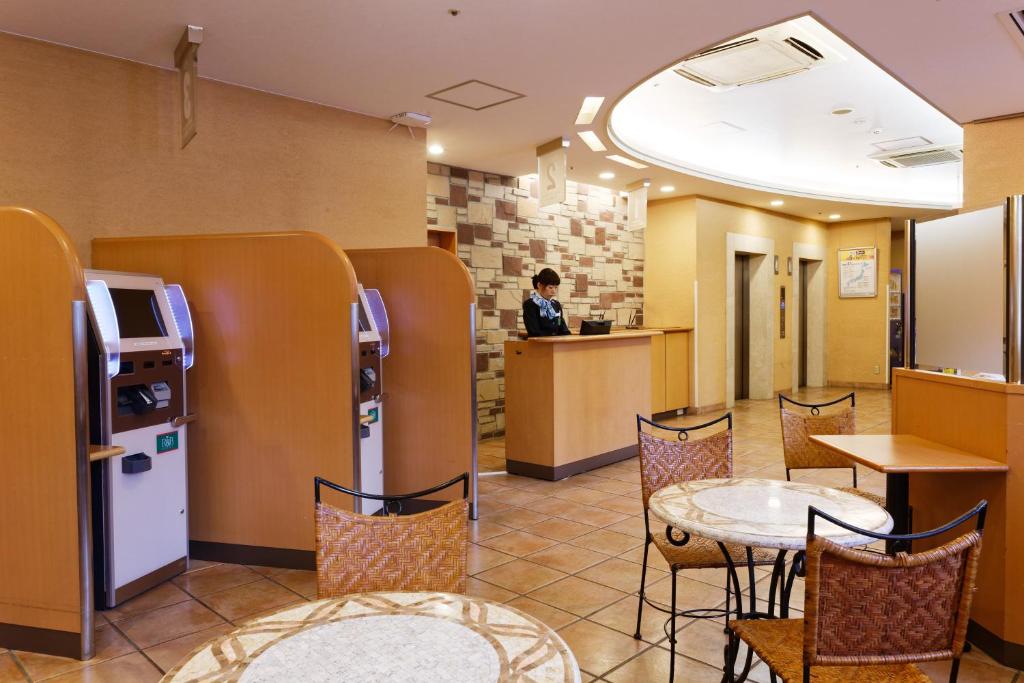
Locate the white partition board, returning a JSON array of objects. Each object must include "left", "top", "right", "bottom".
[{"left": 916, "top": 205, "right": 1004, "bottom": 375}]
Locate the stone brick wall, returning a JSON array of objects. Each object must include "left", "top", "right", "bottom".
[{"left": 426, "top": 163, "right": 644, "bottom": 439}]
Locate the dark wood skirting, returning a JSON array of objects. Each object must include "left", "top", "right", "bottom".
[
  {"left": 968, "top": 619, "right": 1024, "bottom": 669},
  {"left": 506, "top": 444, "right": 637, "bottom": 481},
  {"left": 112, "top": 556, "right": 187, "bottom": 606},
  {"left": 189, "top": 541, "right": 315, "bottom": 570},
  {"left": 0, "top": 622, "right": 81, "bottom": 659}
]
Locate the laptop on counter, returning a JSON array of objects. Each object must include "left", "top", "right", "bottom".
[{"left": 580, "top": 319, "right": 612, "bottom": 335}]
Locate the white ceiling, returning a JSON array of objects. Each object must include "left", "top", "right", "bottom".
[
  {"left": 610, "top": 16, "right": 964, "bottom": 210},
  {"left": 2, "top": 0, "right": 1023, "bottom": 221}
]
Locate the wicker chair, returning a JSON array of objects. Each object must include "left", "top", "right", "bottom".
[
  {"left": 313, "top": 473, "right": 469, "bottom": 598},
  {"left": 728, "top": 500, "right": 987, "bottom": 683},
  {"left": 778, "top": 393, "right": 885, "bottom": 507},
  {"left": 635, "top": 413, "right": 775, "bottom": 682}
]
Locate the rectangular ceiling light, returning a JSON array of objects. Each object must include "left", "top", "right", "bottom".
[
  {"left": 606, "top": 154, "right": 648, "bottom": 169},
  {"left": 575, "top": 96, "right": 605, "bottom": 125},
  {"left": 577, "top": 130, "right": 607, "bottom": 152}
]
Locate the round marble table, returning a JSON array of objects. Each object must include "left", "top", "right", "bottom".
[
  {"left": 649, "top": 478, "right": 892, "bottom": 681},
  {"left": 161, "top": 592, "right": 581, "bottom": 683},
  {"left": 648, "top": 477, "right": 893, "bottom": 551}
]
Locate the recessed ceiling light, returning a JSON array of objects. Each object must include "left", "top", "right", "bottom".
[
  {"left": 606, "top": 154, "right": 648, "bottom": 169},
  {"left": 831, "top": 107, "right": 855, "bottom": 116},
  {"left": 427, "top": 143, "right": 445, "bottom": 155},
  {"left": 770, "top": 199, "right": 784, "bottom": 207},
  {"left": 829, "top": 213, "right": 841, "bottom": 220},
  {"left": 599, "top": 171, "right": 615, "bottom": 180},
  {"left": 660, "top": 185, "right": 675, "bottom": 193},
  {"left": 577, "top": 130, "right": 607, "bottom": 152},
  {"left": 575, "top": 96, "right": 605, "bottom": 125}
]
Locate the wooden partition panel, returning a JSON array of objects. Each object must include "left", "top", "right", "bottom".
[
  {"left": 93, "top": 233, "right": 358, "bottom": 566},
  {"left": 893, "top": 368, "right": 1024, "bottom": 662},
  {"left": 346, "top": 247, "right": 475, "bottom": 503},
  {"left": 0, "top": 208, "right": 88, "bottom": 657}
]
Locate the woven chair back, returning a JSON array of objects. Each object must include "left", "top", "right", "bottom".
[
  {"left": 637, "top": 427, "right": 732, "bottom": 509},
  {"left": 803, "top": 531, "right": 983, "bottom": 667},
  {"left": 315, "top": 498, "right": 469, "bottom": 598},
  {"left": 780, "top": 406, "right": 856, "bottom": 471}
]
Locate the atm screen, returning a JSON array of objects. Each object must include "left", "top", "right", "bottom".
[{"left": 109, "top": 288, "right": 168, "bottom": 338}]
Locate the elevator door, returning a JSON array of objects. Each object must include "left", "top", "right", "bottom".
[
  {"left": 735, "top": 255, "right": 750, "bottom": 401},
  {"left": 799, "top": 260, "right": 809, "bottom": 388}
]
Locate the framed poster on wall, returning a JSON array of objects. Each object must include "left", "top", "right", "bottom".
[{"left": 838, "top": 246, "right": 877, "bottom": 298}]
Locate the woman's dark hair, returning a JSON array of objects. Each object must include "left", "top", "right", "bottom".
[{"left": 532, "top": 268, "right": 561, "bottom": 289}]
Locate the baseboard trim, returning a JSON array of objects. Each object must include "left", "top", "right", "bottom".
[
  {"left": 827, "top": 380, "right": 890, "bottom": 390},
  {"left": 688, "top": 402, "right": 727, "bottom": 415},
  {"left": 189, "top": 541, "right": 315, "bottom": 570},
  {"left": 112, "top": 556, "right": 187, "bottom": 607},
  {"left": 0, "top": 622, "right": 81, "bottom": 659},
  {"left": 506, "top": 444, "right": 637, "bottom": 481},
  {"left": 968, "top": 619, "right": 1024, "bottom": 669}
]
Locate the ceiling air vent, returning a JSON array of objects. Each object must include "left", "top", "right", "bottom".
[
  {"left": 870, "top": 145, "right": 963, "bottom": 169},
  {"left": 673, "top": 24, "right": 835, "bottom": 91},
  {"left": 998, "top": 9, "right": 1024, "bottom": 56}
]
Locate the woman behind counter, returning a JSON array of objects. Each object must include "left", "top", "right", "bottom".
[{"left": 523, "top": 268, "right": 571, "bottom": 337}]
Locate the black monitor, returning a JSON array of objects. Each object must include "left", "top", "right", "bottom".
[{"left": 580, "top": 319, "right": 612, "bottom": 336}]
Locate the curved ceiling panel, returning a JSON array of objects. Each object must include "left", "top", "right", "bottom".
[{"left": 608, "top": 16, "right": 964, "bottom": 209}]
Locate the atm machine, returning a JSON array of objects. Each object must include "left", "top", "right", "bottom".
[
  {"left": 84, "top": 270, "right": 195, "bottom": 608},
  {"left": 356, "top": 285, "right": 389, "bottom": 514}
]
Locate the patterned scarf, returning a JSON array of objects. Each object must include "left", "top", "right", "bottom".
[{"left": 530, "top": 291, "right": 559, "bottom": 320}]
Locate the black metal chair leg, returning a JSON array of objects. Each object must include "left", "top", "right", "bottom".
[
  {"left": 949, "top": 657, "right": 961, "bottom": 683},
  {"left": 635, "top": 536, "right": 651, "bottom": 640},
  {"left": 853, "top": 465, "right": 858, "bottom": 488},
  {"left": 669, "top": 566, "right": 678, "bottom": 683},
  {"left": 723, "top": 583, "right": 730, "bottom": 633}
]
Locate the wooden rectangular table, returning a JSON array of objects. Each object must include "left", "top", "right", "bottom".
[{"left": 810, "top": 434, "right": 1008, "bottom": 550}]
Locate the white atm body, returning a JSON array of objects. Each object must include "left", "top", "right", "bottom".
[
  {"left": 84, "top": 270, "right": 195, "bottom": 608},
  {"left": 356, "top": 286, "right": 389, "bottom": 515}
]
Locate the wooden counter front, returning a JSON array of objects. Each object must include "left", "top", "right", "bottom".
[
  {"left": 892, "top": 368, "right": 1022, "bottom": 667},
  {"left": 504, "top": 333, "right": 654, "bottom": 480}
]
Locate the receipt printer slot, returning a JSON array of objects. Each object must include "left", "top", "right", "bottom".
[{"left": 117, "top": 385, "right": 158, "bottom": 416}]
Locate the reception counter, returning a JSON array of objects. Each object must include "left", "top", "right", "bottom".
[{"left": 504, "top": 331, "right": 656, "bottom": 480}]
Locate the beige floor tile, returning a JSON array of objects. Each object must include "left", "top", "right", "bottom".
[
  {"left": 918, "top": 656, "right": 1017, "bottom": 682},
  {"left": 602, "top": 516, "right": 648, "bottom": 539},
  {"left": 526, "top": 544, "right": 609, "bottom": 574},
  {"left": 465, "top": 576, "right": 518, "bottom": 603},
  {"left": 201, "top": 578, "right": 299, "bottom": 622},
  {"left": 556, "top": 503, "right": 630, "bottom": 528},
  {"left": 494, "top": 488, "right": 549, "bottom": 507},
  {"left": 590, "top": 495, "right": 645, "bottom": 517},
  {"left": 474, "top": 559, "right": 566, "bottom": 593},
  {"left": 604, "top": 647, "right": 722, "bottom": 683},
  {"left": 523, "top": 517, "right": 598, "bottom": 542},
  {"left": 505, "top": 597, "right": 579, "bottom": 630},
  {"left": 265, "top": 568, "right": 317, "bottom": 598},
  {"left": 41, "top": 653, "right": 161, "bottom": 683},
  {"left": 641, "top": 575, "right": 729, "bottom": 616},
  {"left": 577, "top": 557, "right": 664, "bottom": 594},
  {"left": 554, "top": 486, "right": 618, "bottom": 506},
  {"left": 569, "top": 529, "right": 644, "bottom": 556},
  {"left": 0, "top": 653, "right": 27, "bottom": 683},
  {"left": 142, "top": 623, "right": 234, "bottom": 673},
  {"left": 117, "top": 599, "right": 227, "bottom": 649},
  {"left": 230, "top": 599, "right": 310, "bottom": 626},
  {"left": 477, "top": 530, "right": 559, "bottom": 556},
  {"left": 14, "top": 625, "right": 134, "bottom": 681},
  {"left": 171, "top": 563, "right": 261, "bottom": 598},
  {"left": 469, "top": 518, "right": 513, "bottom": 542},
  {"left": 617, "top": 543, "right": 672, "bottom": 572},
  {"left": 557, "top": 620, "right": 650, "bottom": 677},
  {"left": 528, "top": 576, "right": 628, "bottom": 617},
  {"left": 588, "top": 595, "right": 672, "bottom": 644},
  {"left": 468, "top": 543, "right": 516, "bottom": 574},
  {"left": 101, "top": 581, "right": 193, "bottom": 623},
  {"left": 183, "top": 559, "right": 221, "bottom": 574},
  {"left": 486, "top": 506, "right": 551, "bottom": 529}
]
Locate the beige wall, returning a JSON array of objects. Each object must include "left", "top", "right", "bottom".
[
  {"left": 826, "top": 219, "right": 892, "bottom": 386},
  {"left": 644, "top": 197, "right": 696, "bottom": 327},
  {"left": 963, "top": 116, "right": 1024, "bottom": 211},
  {"left": 644, "top": 197, "right": 830, "bottom": 409},
  {"left": 0, "top": 32, "right": 425, "bottom": 263},
  {"left": 694, "top": 199, "right": 827, "bottom": 408}
]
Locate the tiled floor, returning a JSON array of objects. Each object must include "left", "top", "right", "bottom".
[{"left": 3, "top": 388, "right": 1019, "bottom": 682}]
